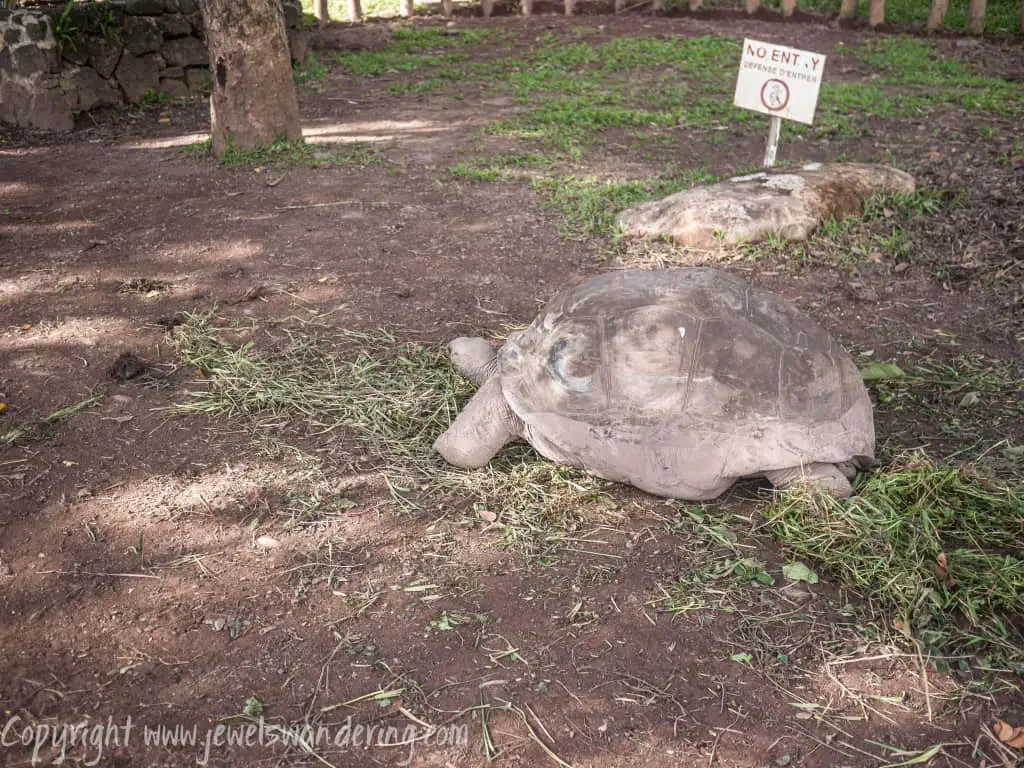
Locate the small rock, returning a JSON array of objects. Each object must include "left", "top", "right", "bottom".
[{"left": 108, "top": 351, "right": 149, "bottom": 381}]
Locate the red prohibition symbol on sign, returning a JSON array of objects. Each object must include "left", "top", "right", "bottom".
[{"left": 760, "top": 79, "right": 790, "bottom": 111}]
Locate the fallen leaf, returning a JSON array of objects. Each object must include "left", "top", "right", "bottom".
[
  {"left": 730, "top": 652, "right": 752, "bottom": 664},
  {"left": 860, "top": 362, "right": 906, "bottom": 381},
  {"left": 19, "top": 323, "right": 32, "bottom": 331},
  {"left": 782, "top": 561, "right": 819, "bottom": 584},
  {"left": 158, "top": 116, "right": 171, "bottom": 124},
  {"left": 477, "top": 508, "right": 497, "bottom": 523},
  {"left": 931, "top": 552, "right": 956, "bottom": 589},
  {"left": 994, "top": 719, "right": 1024, "bottom": 748},
  {"left": 959, "top": 391, "right": 980, "bottom": 407},
  {"left": 0, "top": 403, "right": 6, "bottom": 413},
  {"left": 255, "top": 535, "right": 280, "bottom": 549},
  {"left": 879, "top": 743, "right": 952, "bottom": 767}
]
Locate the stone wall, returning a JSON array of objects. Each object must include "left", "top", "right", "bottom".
[{"left": 0, "top": 0, "right": 304, "bottom": 132}]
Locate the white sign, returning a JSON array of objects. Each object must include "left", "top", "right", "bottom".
[{"left": 733, "top": 38, "right": 826, "bottom": 125}]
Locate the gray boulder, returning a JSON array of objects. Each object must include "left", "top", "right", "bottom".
[{"left": 617, "top": 163, "right": 916, "bottom": 247}]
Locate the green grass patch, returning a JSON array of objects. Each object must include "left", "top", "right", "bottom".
[
  {"left": 533, "top": 169, "right": 718, "bottom": 239},
  {"left": 136, "top": 88, "right": 176, "bottom": 110},
  {"left": 217, "top": 137, "right": 383, "bottom": 168},
  {"left": 742, "top": 188, "right": 947, "bottom": 271},
  {"left": 333, "top": 27, "right": 495, "bottom": 77},
  {"left": 171, "top": 315, "right": 616, "bottom": 555},
  {"left": 293, "top": 50, "right": 328, "bottom": 85},
  {"left": 765, "top": 455, "right": 1024, "bottom": 663},
  {"left": 182, "top": 137, "right": 213, "bottom": 156},
  {"left": 446, "top": 152, "right": 557, "bottom": 182}
]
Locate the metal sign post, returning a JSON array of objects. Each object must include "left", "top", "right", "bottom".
[
  {"left": 734, "top": 39, "right": 826, "bottom": 168},
  {"left": 763, "top": 115, "right": 782, "bottom": 168}
]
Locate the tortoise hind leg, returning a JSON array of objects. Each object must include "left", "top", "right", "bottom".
[{"left": 764, "top": 463, "right": 853, "bottom": 498}]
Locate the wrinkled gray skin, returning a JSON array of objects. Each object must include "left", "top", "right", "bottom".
[{"left": 433, "top": 268, "right": 875, "bottom": 500}]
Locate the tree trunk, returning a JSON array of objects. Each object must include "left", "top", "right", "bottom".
[
  {"left": 868, "top": 0, "right": 884, "bottom": 26},
  {"left": 400, "top": 0, "right": 414, "bottom": 16},
  {"left": 745, "top": 0, "right": 760, "bottom": 13},
  {"left": 347, "top": 0, "right": 363, "bottom": 20},
  {"left": 564, "top": 0, "right": 575, "bottom": 15},
  {"left": 442, "top": 0, "right": 453, "bottom": 15},
  {"left": 652, "top": 0, "right": 666, "bottom": 11},
  {"left": 313, "top": 0, "right": 328, "bottom": 23},
  {"left": 838, "top": 0, "right": 856, "bottom": 18},
  {"left": 522, "top": 0, "right": 533, "bottom": 15},
  {"left": 199, "top": 0, "right": 302, "bottom": 157},
  {"left": 781, "top": 0, "right": 795, "bottom": 15},
  {"left": 689, "top": 0, "right": 703, "bottom": 10},
  {"left": 966, "top": 0, "right": 985, "bottom": 32}
]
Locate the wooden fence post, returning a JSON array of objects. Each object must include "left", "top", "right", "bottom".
[
  {"left": 967, "top": 0, "right": 985, "bottom": 32},
  {"left": 313, "top": 0, "right": 328, "bottom": 24},
  {"left": 926, "top": 0, "right": 948, "bottom": 29},
  {"left": 838, "top": 0, "right": 855, "bottom": 18},
  {"left": 868, "top": 0, "right": 884, "bottom": 26}
]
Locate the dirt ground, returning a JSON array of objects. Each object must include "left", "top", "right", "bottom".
[{"left": 2, "top": 10, "right": 1023, "bottom": 768}]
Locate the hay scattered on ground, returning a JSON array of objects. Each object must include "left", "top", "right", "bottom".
[{"left": 171, "top": 312, "right": 617, "bottom": 554}]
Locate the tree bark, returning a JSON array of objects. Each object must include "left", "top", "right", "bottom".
[
  {"left": 781, "top": 0, "right": 795, "bottom": 15},
  {"left": 199, "top": 0, "right": 301, "bottom": 157},
  {"left": 966, "top": 0, "right": 985, "bottom": 32},
  {"left": 313, "top": 0, "right": 328, "bottom": 23},
  {"left": 564, "top": 0, "right": 575, "bottom": 15},
  {"left": 481, "top": 0, "right": 494, "bottom": 15},
  {"left": 400, "top": 0, "right": 414, "bottom": 16},
  {"left": 745, "top": 0, "right": 760, "bottom": 14},
  {"left": 522, "top": 0, "right": 533, "bottom": 15},
  {"left": 442, "top": 0, "right": 453, "bottom": 16},
  {"left": 868, "top": 0, "right": 884, "bottom": 26},
  {"left": 347, "top": 0, "right": 363, "bottom": 20},
  {"left": 689, "top": 0, "right": 703, "bottom": 10},
  {"left": 838, "top": 0, "right": 856, "bottom": 18}
]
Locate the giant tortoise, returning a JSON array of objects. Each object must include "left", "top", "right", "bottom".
[{"left": 434, "top": 268, "right": 875, "bottom": 500}]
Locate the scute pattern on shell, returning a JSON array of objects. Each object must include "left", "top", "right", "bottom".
[{"left": 496, "top": 268, "right": 874, "bottom": 495}]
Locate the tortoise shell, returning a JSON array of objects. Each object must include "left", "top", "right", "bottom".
[{"left": 495, "top": 268, "right": 874, "bottom": 496}]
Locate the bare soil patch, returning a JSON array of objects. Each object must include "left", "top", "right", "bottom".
[{"left": 1, "top": 13, "right": 1022, "bottom": 768}]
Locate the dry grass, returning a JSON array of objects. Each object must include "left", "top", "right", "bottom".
[{"left": 170, "top": 312, "right": 618, "bottom": 555}]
